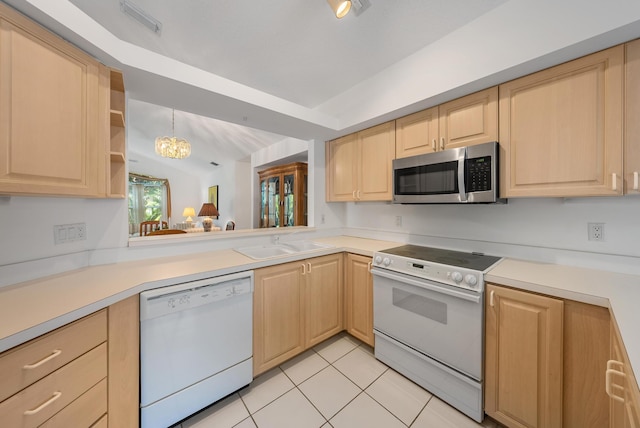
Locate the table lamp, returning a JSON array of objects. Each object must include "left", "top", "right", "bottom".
[
  {"left": 198, "top": 203, "right": 219, "bottom": 232},
  {"left": 182, "top": 207, "right": 196, "bottom": 227}
]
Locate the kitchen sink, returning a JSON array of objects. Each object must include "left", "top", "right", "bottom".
[
  {"left": 281, "top": 240, "right": 333, "bottom": 252},
  {"left": 235, "top": 240, "right": 333, "bottom": 260}
]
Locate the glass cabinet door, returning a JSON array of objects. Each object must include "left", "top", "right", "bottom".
[
  {"left": 267, "top": 175, "right": 280, "bottom": 227},
  {"left": 283, "top": 174, "right": 295, "bottom": 227}
]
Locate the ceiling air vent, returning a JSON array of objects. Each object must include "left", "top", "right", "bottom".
[{"left": 120, "top": 0, "right": 162, "bottom": 35}]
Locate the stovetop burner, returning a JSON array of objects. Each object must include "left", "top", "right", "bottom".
[{"left": 379, "top": 244, "right": 501, "bottom": 271}]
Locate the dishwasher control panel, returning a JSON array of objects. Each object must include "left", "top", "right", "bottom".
[{"left": 140, "top": 272, "right": 253, "bottom": 321}]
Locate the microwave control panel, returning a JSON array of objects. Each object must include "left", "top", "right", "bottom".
[{"left": 466, "top": 156, "right": 492, "bottom": 192}]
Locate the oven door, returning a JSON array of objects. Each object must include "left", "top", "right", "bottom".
[{"left": 372, "top": 267, "right": 483, "bottom": 380}]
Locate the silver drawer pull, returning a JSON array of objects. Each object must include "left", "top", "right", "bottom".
[
  {"left": 23, "top": 349, "right": 62, "bottom": 369},
  {"left": 24, "top": 391, "right": 62, "bottom": 415}
]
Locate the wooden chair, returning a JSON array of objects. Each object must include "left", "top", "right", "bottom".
[
  {"left": 147, "top": 229, "right": 187, "bottom": 236},
  {"left": 140, "top": 221, "right": 168, "bottom": 236},
  {"left": 225, "top": 221, "right": 235, "bottom": 230}
]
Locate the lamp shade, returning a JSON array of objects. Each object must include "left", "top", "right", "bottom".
[
  {"left": 182, "top": 207, "right": 196, "bottom": 218},
  {"left": 326, "top": 0, "right": 351, "bottom": 18},
  {"left": 198, "top": 203, "right": 219, "bottom": 217}
]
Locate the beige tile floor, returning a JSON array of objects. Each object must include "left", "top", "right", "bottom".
[{"left": 174, "top": 333, "right": 501, "bottom": 428}]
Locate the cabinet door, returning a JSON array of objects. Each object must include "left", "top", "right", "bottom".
[
  {"left": 609, "top": 321, "right": 640, "bottom": 428},
  {"left": 345, "top": 254, "right": 374, "bottom": 347},
  {"left": 439, "top": 86, "right": 498, "bottom": 150},
  {"left": 625, "top": 39, "right": 640, "bottom": 194},
  {"left": 359, "top": 121, "right": 396, "bottom": 201},
  {"left": 485, "top": 284, "right": 564, "bottom": 428},
  {"left": 253, "top": 262, "right": 305, "bottom": 376},
  {"left": 326, "top": 134, "right": 359, "bottom": 201},
  {"left": 0, "top": 3, "right": 106, "bottom": 197},
  {"left": 499, "top": 46, "right": 624, "bottom": 197},
  {"left": 395, "top": 107, "right": 439, "bottom": 158},
  {"left": 563, "top": 300, "right": 610, "bottom": 428},
  {"left": 304, "top": 254, "right": 343, "bottom": 348}
]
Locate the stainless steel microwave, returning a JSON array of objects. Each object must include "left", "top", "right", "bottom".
[{"left": 392, "top": 141, "right": 504, "bottom": 204}]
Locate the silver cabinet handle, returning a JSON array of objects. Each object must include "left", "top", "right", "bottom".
[
  {"left": 307, "top": 262, "right": 312, "bottom": 273},
  {"left": 301, "top": 264, "right": 306, "bottom": 275},
  {"left": 612, "top": 173, "right": 618, "bottom": 192},
  {"left": 24, "top": 391, "right": 62, "bottom": 415},
  {"left": 605, "top": 360, "right": 625, "bottom": 403},
  {"left": 23, "top": 349, "right": 62, "bottom": 369},
  {"left": 634, "top": 171, "right": 639, "bottom": 191},
  {"left": 440, "top": 137, "right": 445, "bottom": 151},
  {"left": 357, "top": 190, "right": 361, "bottom": 200},
  {"left": 489, "top": 290, "right": 495, "bottom": 307},
  {"left": 432, "top": 139, "right": 437, "bottom": 151},
  {"left": 352, "top": 190, "right": 356, "bottom": 199},
  {"left": 367, "top": 261, "right": 372, "bottom": 273}
]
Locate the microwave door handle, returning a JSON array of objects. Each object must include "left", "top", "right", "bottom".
[{"left": 458, "top": 153, "right": 467, "bottom": 202}]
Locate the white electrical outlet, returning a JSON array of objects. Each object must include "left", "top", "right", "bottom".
[
  {"left": 395, "top": 215, "right": 402, "bottom": 227},
  {"left": 588, "top": 223, "right": 605, "bottom": 241},
  {"left": 54, "top": 223, "right": 87, "bottom": 245}
]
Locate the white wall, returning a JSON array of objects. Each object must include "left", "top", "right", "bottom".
[
  {"left": 343, "top": 196, "right": 640, "bottom": 274},
  {"left": 0, "top": 195, "right": 126, "bottom": 266},
  {"left": 200, "top": 162, "right": 241, "bottom": 230}
]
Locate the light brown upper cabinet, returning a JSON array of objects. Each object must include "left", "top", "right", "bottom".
[
  {"left": 395, "top": 87, "right": 498, "bottom": 159},
  {"left": 625, "top": 39, "right": 640, "bottom": 195},
  {"left": 0, "top": 3, "right": 123, "bottom": 198},
  {"left": 499, "top": 46, "right": 624, "bottom": 198},
  {"left": 326, "top": 121, "right": 395, "bottom": 202}
]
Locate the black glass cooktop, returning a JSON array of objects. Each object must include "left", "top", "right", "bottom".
[{"left": 380, "top": 244, "right": 501, "bottom": 271}]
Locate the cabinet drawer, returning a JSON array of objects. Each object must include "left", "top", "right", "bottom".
[
  {"left": 0, "top": 343, "right": 107, "bottom": 428},
  {"left": 0, "top": 310, "right": 106, "bottom": 401},
  {"left": 40, "top": 378, "right": 107, "bottom": 428}
]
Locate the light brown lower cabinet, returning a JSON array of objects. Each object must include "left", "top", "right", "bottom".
[
  {"left": 345, "top": 254, "right": 374, "bottom": 347},
  {"left": 253, "top": 254, "right": 343, "bottom": 376},
  {"left": 485, "top": 284, "right": 611, "bottom": 428},
  {"left": 609, "top": 320, "right": 640, "bottom": 428},
  {"left": 0, "top": 295, "right": 139, "bottom": 428}
]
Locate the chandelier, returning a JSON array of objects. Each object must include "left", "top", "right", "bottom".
[{"left": 155, "top": 109, "right": 191, "bottom": 159}]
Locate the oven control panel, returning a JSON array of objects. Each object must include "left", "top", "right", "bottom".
[{"left": 372, "top": 253, "right": 484, "bottom": 292}]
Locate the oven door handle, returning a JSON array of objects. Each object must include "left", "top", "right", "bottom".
[{"left": 372, "top": 268, "right": 481, "bottom": 304}]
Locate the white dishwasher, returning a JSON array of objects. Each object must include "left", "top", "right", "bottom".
[{"left": 140, "top": 271, "right": 253, "bottom": 428}]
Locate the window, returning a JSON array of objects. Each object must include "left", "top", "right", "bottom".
[{"left": 128, "top": 174, "right": 172, "bottom": 235}]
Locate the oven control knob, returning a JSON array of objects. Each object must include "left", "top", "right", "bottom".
[
  {"left": 464, "top": 274, "right": 478, "bottom": 286},
  {"left": 382, "top": 257, "right": 391, "bottom": 267},
  {"left": 374, "top": 256, "right": 383, "bottom": 265},
  {"left": 451, "top": 271, "right": 463, "bottom": 283}
]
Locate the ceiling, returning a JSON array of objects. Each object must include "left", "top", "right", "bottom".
[
  {"left": 5, "top": 0, "right": 640, "bottom": 173},
  {"left": 69, "top": 0, "right": 506, "bottom": 108}
]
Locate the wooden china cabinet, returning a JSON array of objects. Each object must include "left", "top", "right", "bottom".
[{"left": 258, "top": 162, "right": 308, "bottom": 228}]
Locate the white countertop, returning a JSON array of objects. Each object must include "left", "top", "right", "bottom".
[
  {"left": 0, "top": 236, "right": 397, "bottom": 353},
  {"left": 1, "top": 237, "right": 639, "bottom": 387}
]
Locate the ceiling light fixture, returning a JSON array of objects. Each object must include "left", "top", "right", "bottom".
[
  {"left": 155, "top": 109, "right": 191, "bottom": 159},
  {"left": 326, "top": 0, "right": 352, "bottom": 18},
  {"left": 120, "top": 0, "right": 162, "bottom": 35}
]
